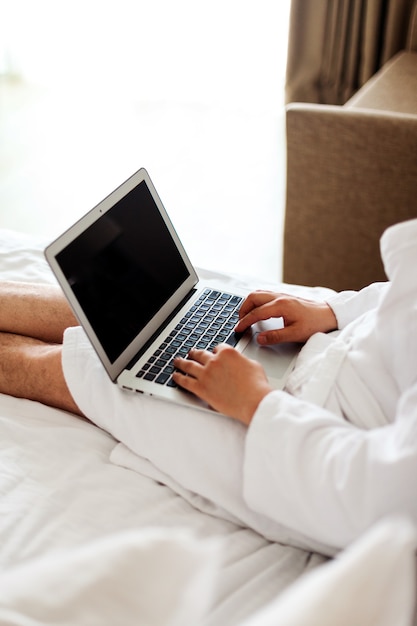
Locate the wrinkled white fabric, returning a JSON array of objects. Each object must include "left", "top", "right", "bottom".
[
  {"left": 244, "top": 218, "right": 417, "bottom": 549},
  {"left": 63, "top": 218, "right": 417, "bottom": 554},
  {"left": 240, "top": 517, "right": 417, "bottom": 626},
  {"left": 62, "top": 326, "right": 327, "bottom": 554}
]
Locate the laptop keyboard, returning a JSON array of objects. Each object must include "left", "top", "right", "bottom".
[{"left": 136, "top": 288, "right": 244, "bottom": 387}]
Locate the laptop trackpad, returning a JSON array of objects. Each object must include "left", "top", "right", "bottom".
[{"left": 241, "top": 319, "right": 300, "bottom": 383}]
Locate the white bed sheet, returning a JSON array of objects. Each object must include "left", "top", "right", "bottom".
[
  {"left": 0, "top": 229, "right": 416, "bottom": 626},
  {"left": 0, "top": 229, "right": 329, "bottom": 625}
]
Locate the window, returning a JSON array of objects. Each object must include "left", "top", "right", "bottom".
[{"left": 1, "top": 1, "right": 291, "bottom": 279}]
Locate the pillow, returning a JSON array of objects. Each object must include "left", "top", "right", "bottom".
[
  {"left": 241, "top": 517, "right": 417, "bottom": 626},
  {"left": 0, "top": 529, "right": 219, "bottom": 626}
]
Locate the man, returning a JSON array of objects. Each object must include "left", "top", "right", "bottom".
[{"left": 0, "top": 218, "right": 416, "bottom": 554}]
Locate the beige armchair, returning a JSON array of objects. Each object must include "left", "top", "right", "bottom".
[{"left": 283, "top": 5, "right": 417, "bottom": 292}]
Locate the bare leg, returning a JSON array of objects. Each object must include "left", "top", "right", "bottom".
[
  {"left": 0, "top": 332, "right": 85, "bottom": 417},
  {"left": 0, "top": 281, "right": 77, "bottom": 343},
  {"left": 0, "top": 282, "right": 83, "bottom": 416}
]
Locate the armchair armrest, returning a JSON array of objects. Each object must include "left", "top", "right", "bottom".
[{"left": 283, "top": 103, "right": 417, "bottom": 291}]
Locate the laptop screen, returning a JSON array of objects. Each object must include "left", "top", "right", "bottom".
[{"left": 56, "top": 180, "right": 190, "bottom": 363}]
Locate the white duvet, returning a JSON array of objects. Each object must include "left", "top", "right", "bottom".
[{"left": 0, "top": 228, "right": 415, "bottom": 626}]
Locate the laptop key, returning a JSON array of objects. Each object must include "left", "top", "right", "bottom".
[
  {"left": 156, "top": 372, "right": 170, "bottom": 385},
  {"left": 225, "top": 331, "right": 244, "bottom": 347},
  {"left": 135, "top": 289, "right": 246, "bottom": 387}
]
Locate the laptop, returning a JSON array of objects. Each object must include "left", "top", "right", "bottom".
[{"left": 45, "top": 168, "right": 300, "bottom": 413}]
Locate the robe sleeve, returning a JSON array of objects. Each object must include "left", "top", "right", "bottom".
[
  {"left": 243, "top": 383, "right": 417, "bottom": 552},
  {"left": 325, "top": 282, "right": 388, "bottom": 329}
]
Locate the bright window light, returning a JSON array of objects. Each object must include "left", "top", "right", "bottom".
[{"left": 0, "top": 1, "right": 291, "bottom": 280}]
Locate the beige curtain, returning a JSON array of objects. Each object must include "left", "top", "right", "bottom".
[{"left": 286, "top": 0, "right": 415, "bottom": 104}]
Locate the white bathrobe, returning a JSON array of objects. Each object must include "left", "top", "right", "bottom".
[{"left": 62, "top": 218, "right": 417, "bottom": 555}]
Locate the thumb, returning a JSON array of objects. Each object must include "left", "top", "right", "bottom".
[{"left": 257, "top": 324, "right": 303, "bottom": 345}]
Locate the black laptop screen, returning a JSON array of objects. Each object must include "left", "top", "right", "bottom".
[{"left": 56, "top": 180, "right": 190, "bottom": 363}]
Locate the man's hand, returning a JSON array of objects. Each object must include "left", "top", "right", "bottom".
[
  {"left": 173, "top": 345, "right": 272, "bottom": 426},
  {"left": 234, "top": 291, "right": 338, "bottom": 345}
]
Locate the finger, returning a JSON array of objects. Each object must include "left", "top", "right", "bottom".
[
  {"left": 238, "top": 291, "right": 275, "bottom": 319},
  {"left": 173, "top": 355, "right": 202, "bottom": 377},
  {"left": 212, "top": 343, "right": 230, "bottom": 354},
  {"left": 235, "top": 300, "right": 283, "bottom": 332},
  {"left": 187, "top": 348, "right": 212, "bottom": 364},
  {"left": 256, "top": 328, "right": 286, "bottom": 345},
  {"left": 174, "top": 348, "right": 213, "bottom": 376},
  {"left": 257, "top": 324, "right": 304, "bottom": 345},
  {"left": 173, "top": 355, "right": 190, "bottom": 372},
  {"left": 172, "top": 369, "right": 199, "bottom": 393}
]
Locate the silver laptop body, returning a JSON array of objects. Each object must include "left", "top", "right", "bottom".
[{"left": 45, "top": 168, "right": 300, "bottom": 413}]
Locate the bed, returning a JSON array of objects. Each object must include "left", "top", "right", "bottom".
[{"left": 0, "top": 227, "right": 415, "bottom": 626}]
